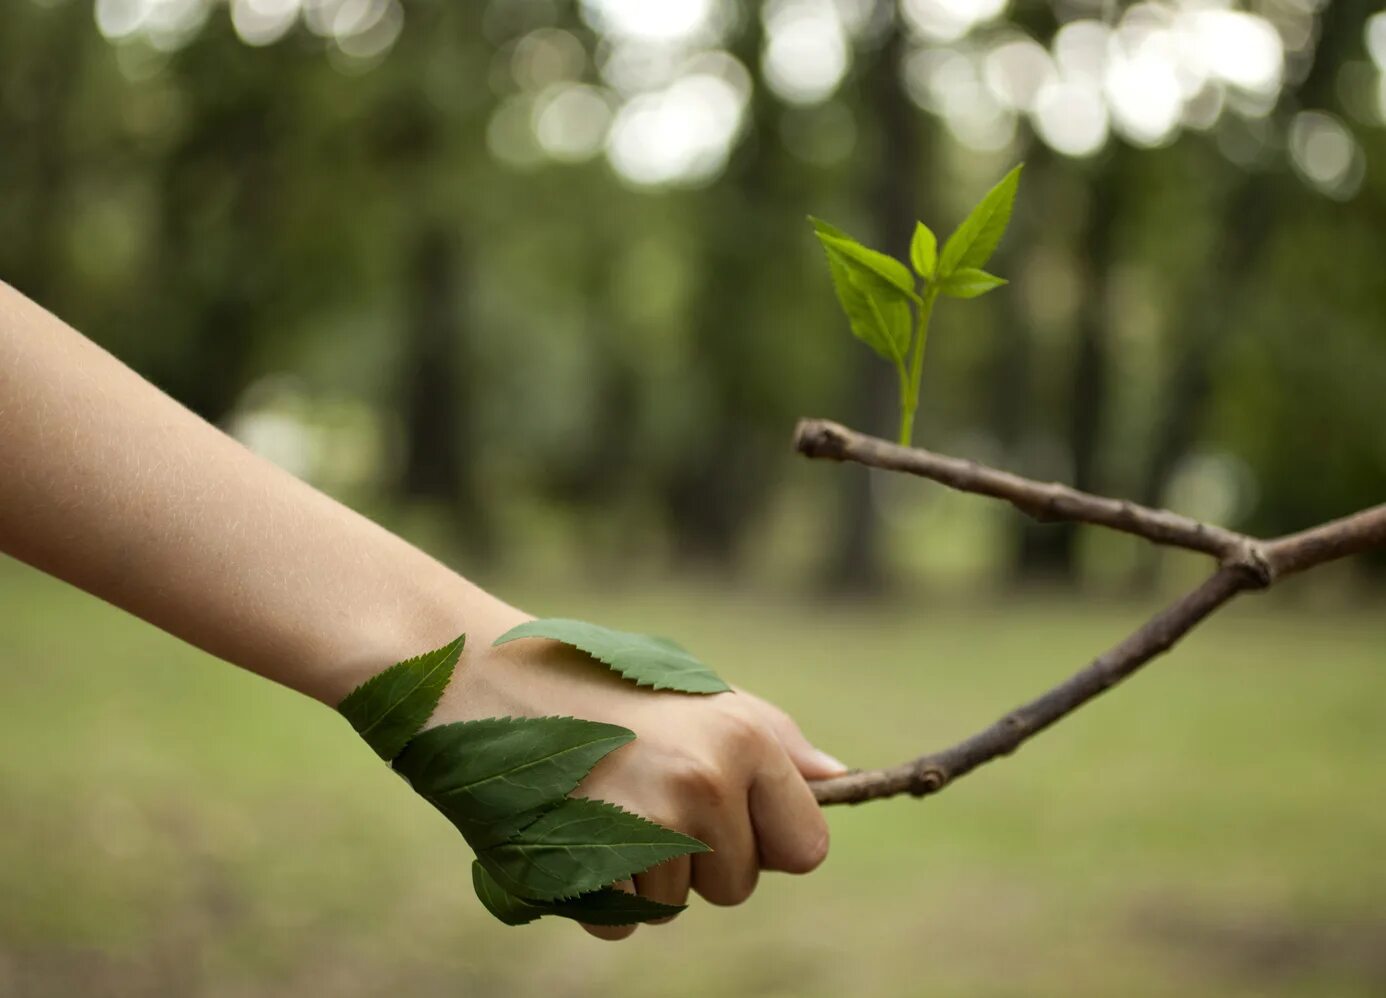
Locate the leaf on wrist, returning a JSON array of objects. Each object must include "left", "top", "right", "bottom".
[
  {"left": 471, "top": 862, "right": 685, "bottom": 926},
  {"left": 475, "top": 797, "right": 709, "bottom": 901},
  {"left": 493, "top": 618, "right": 730, "bottom": 694},
  {"left": 337, "top": 634, "right": 464, "bottom": 760},
  {"left": 348, "top": 635, "right": 709, "bottom": 925},
  {"left": 394, "top": 715, "right": 635, "bottom": 841}
]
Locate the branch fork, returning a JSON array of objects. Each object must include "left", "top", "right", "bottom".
[{"left": 795, "top": 418, "right": 1386, "bottom": 806}]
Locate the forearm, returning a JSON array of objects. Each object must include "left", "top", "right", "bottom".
[{"left": 0, "top": 281, "right": 514, "bottom": 704}]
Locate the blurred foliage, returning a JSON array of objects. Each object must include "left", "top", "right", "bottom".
[{"left": 2, "top": 0, "right": 1384, "bottom": 589}]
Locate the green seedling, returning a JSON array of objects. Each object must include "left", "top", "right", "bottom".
[{"left": 811, "top": 163, "right": 1022, "bottom": 446}]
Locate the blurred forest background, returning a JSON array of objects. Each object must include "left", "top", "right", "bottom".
[
  {"left": 2, "top": 0, "right": 1385, "bottom": 995},
  {"left": 6, "top": 0, "right": 1386, "bottom": 592}
]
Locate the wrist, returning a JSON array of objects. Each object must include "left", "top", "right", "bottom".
[{"left": 299, "top": 557, "right": 520, "bottom": 709}]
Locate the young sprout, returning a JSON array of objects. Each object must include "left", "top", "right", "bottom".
[{"left": 810, "top": 164, "right": 1022, "bottom": 446}]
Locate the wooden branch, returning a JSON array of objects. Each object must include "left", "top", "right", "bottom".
[
  {"left": 795, "top": 419, "right": 1386, "bottom": 807},
  {"left": 1264, "top": 505, "right": 1386, "bottom": 579},
  {"left": 794, "top": 418, "right": 1270, "bottom": 580}
]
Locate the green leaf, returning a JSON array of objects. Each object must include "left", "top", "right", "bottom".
[
  {"left": 471, "top": 862, "right": 684, "bottom": 927},
  {"left": 816, "top": 233, "right": 918, "bottom": 298},
  {"left": 394, "top": 716, "right": 635, "bottom": 845},
  {"left": 472, "top": 860, "right": 545, "bottom": 925},
  {"left": 843, "top": 268, "right": 912, "bottom": 367},
  {"left": 937, "top": 268, "right": 1008, "bottom": 299},
  {"left": 476, "top": 797, "right": 709, "bottom": 901},
  {"left": 939, "top": 164, "right": 1023, "bottom": 277},
  {"left": 910, "top": 221, "right": 937, "bottom": 279},
  {"left": 809, "top": 229, "right": 915, "bottom": 365},
  {"left": 337, "top": 635, "right": 463, "bottom": 760},
  {"left": 806, "top": 215, "right": 851, "bottom": 241},
  {"left": 493, "top": 618, "right": 730, "bottom": 694}
]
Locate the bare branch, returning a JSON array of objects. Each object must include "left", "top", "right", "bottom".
[
  {"left": 794, "top": 418, "right": 1269, "bottom": 580},
  {"left": 797, "top": 420, "right": 1386, "bottom": 807},
  {"left": 1265, "top": 504, "right": 1386, "bottom": 579}
]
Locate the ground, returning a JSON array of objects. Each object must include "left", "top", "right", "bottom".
[{"left": 1, "top": 558, "right": 1383, "bottom": 997}]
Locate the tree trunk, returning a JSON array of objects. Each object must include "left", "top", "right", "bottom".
[
  {"left": 1016, "top": 156, "right": 1124, "bottom": 582},
  {"left": 662, "top": 11, "right": 786, "bottom": 568},
  {"left": 398, "top": 224, "right": 488, "bottom": 554}
]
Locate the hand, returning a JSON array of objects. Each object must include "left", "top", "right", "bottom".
[{"left": 434, "top": 609, "right": 848, "bottom": 940}]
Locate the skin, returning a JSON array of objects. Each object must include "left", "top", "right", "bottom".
[{"left": 0, "top": 281, "right": 845, "bottom": 940}]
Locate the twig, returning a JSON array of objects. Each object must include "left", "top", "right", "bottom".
[
  {"left": 795, "top": 419, "right": 1386, "bottom": 806},
  {"left": 794, "top": 418, "right": 1272, "bottom": 578}
]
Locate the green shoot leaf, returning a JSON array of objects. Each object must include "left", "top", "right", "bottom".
[
  {"left": 816, "top": 240, "right": 914, "bottom": 365},
  {"left": 910, "top": 222, "right": 937, "bottom": 279},
  {"left": 472, "top": 862, "right": 684, "bottom": 926},
  {"left": 815, "top": 232, "right": 918, "bottom": 298},
  {"left": 337, "top": 635, "right": 463, "bottom": 760},
  {"left": 476, "top": 797, "right": 709, "bottom": 901},
  {"left": 807, "top": 216, "right": 851, "bottom": 240},
  {"left": 937, "top": 268, "right": 1008, "bottom": 299},
  {"left": 394, "top": 716, "right": 634, "bottom": 845},
  {"left": 493, "top": 619, "right": 730, "bottom": 694},
  {"left": 939, "top": 164, "right": 1022, "bottom": 277},
  {"left": 809, "top": 218, "right": 916, "bottom": 366}
]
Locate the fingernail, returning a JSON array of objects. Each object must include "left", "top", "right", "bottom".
[{"left": 813, "top": 749, "right": 849, "bottom": 775}]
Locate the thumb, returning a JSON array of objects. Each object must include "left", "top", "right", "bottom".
[{"left": 747, "top": 693, "right": 849, "bottom": 781}]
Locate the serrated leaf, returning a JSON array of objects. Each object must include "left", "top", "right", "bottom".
[
  {"left": 809, "top": 228, "right": 915, "bottom": 365},
  {"left": 549, "top": 885, "right": 685, "bottom": 924},
  {"left": 493, "top": 619, "right": 730, "bottom": 694},
  {"left": 939, "top": 164, "right": 1023, "bottom": 277},
  {"left": 471, "top": 862, "right": 684, "bottom": 927},
  {"left": 337, "top": 635, "right": 463, "bottom": 760},
  {"left": 937, "top": 268, "right": 1008, "bottom": 299},
  {"left": 476, "top": 797, "right": 709, "bottom": 901},
  {"left": 394, "top": 716, "right": 635, "bottom": 845},
  {"left": 472, "top": 860, "right": 544, "bottom": 925},
  {"left": 910, "top": 221, "right": 937, "bottom": 279}
]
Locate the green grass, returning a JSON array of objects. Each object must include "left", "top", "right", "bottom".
[{"left": 1, "top": 557, "right": 1383, "bottom": 997}]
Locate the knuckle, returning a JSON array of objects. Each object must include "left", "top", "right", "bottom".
[
  {"left": 718, "top": 707, "right": 770, "bottom": 755},
  {"left": 668, "top": 756, "right": 726, "bottom": 806},
  {"left": 761, "top": 701, "right": 795, "bottom": 729}
]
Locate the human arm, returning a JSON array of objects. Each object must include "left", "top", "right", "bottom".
[{"left": 0, "top": 281, "right": 845, "bottom": 938}]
